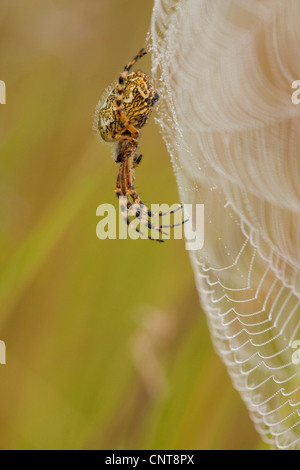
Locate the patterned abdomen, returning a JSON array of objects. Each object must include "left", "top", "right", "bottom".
[{"left": 96, "top": 72, "right": 159, "bottom": 142}]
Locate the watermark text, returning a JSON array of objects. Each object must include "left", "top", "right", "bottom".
[
  {"left": 0, "top": 341, "right": 6, "bottom": 365},
  {"left": 0, "top": 80, "right": 6, "bottom": 104},
  {"left": 291, "top": 80, "right": 300, "bottom": 104},
  {"left": 96, "top": 200, "right": 204, "bottom": 251}
]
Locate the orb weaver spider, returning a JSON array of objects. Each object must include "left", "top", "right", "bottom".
[{"left": 95, "top": 49, "right": 184, "bottom": 242}]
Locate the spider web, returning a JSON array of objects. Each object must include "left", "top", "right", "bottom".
[{"left": 150, "top": 0, "right": 300, "bottom": 449}]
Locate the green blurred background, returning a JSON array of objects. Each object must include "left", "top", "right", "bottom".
[{"left": 0, "top": 0, "right": 263, "bottom": 450}]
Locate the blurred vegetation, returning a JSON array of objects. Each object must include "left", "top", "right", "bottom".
[{"left": 0, "top": 0, "right": 263, "bottom": 449}]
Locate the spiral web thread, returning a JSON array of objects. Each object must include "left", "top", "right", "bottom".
[{"left": 150, "top": 0, "right": 300, "bottom": 449}]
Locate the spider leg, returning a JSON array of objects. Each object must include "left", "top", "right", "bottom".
[
  {"left": 133, "top": 154, "right": 143, "bottom": 168},
  {"left": 123, "top": 154, "right": 155, "bottom": 218},
  {"left": 115, "top": 49, "right": 147, "bottom": 140},
  {"left": 127, "top": 183, "right": 187, "bottom": 228},
  {"left": 124, "top": 156, "right": 168, "bottom": 236},
  {"left": 125, "top": 153, "right": 187, "bottom": 229},
  {"left": 125, "top": 198, "right": 169, "bottom": 236},
  {"left": 124, "top": 149, "right": 156, "bottom": 216},
  {"left": 113, "top": 133, "right": 138, "bottom": 144},
  {"left": 116, "top": 160, "right": 164, "bottom": 242},
  {"left": 150, "top": 205, "right": 189, "bottom": 228},
  {"left": 131, "top": 199, "right": 188, "bottom": 229},
  {"left": 151, "top": 204, "right": 185, "bottom": 218}
]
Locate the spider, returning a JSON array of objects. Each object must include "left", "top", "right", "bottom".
[{"left": 95, "top": 48, "right": 184, "bottom": 242}]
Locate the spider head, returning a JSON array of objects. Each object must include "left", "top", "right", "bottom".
[{"left": 152, "top": 91, "right": 159, "bottom": 106}]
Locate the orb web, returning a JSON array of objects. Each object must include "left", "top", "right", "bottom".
[{"left": 150, "top": 0, "right": 300, "bottom": 449}]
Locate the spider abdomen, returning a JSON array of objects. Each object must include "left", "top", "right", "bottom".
[{"left": 96, "top": 72, "right": 158, "bottom": 142}]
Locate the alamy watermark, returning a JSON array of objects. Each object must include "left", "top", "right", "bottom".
[
  {"left": 0, "top": 84, "right": 6, "bottom": 361},
  {"left": 292, "top": 340, "right": 300, "bottom": 365},
  {"left": 0, "top": 341, "right": 6, "bottom": 365},
  {"left": 96, "top": 200, "right": 204, "bottom": 251},
  {"left": 0, "top": 80, "right": 6, "bottom": 104},
  {"left": 291, "top": 80, "right": 300, "bottom": 105}
]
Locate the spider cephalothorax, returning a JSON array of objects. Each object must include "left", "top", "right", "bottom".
[{"left": 95, "top": 49, "right": 183, "bottom": 241}]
